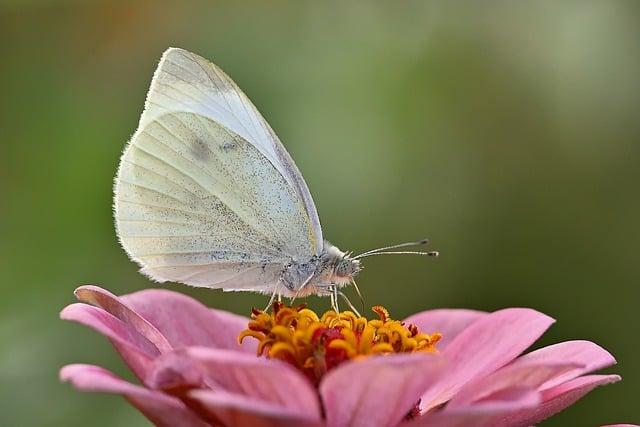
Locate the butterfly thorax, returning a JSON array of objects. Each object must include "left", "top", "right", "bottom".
[{"left": 280, "top": 241, "right": 361, "bottom": 297}]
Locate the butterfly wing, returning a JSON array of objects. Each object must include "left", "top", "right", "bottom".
[
  {"left": 114, "top": 48, "right": 322, "bottom": 292},
  {"left": 141, "top": 47, "right": 322, "bottom": 250}
]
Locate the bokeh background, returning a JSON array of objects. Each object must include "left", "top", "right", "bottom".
[{"left": 1, "top": 1, "right": 639, "bottom": 425}]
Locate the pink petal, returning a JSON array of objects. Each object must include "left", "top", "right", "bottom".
[
  {"left": 403, "top": 309, "right": 487, "bottom": 349},
  {"left": 509, "top": 340, "right": 616, "bottom": 389},
  {"left": 74, "top": 285, "right": 172, "bottom": 353},
  {"left": 404, "top": 389, "right": 540, "bottom": 427},
  {"left": 60, "top": 364, "right": 208, "bottom": 427},
  {"left": 320, "top": 353, "right": 444, "bottom": 427},
  {"left": 146, "top": 349, "right": 210, "bottom": 391},
  {"left": 60, "top": 303, "right": 157, "bottom": 380},
  {"left": 447, "top": 361, "right": 582, "bottom": 408},
  {"left": 149, "top": 347, "right": 321, "bottom": 419},
  {"left": 187, "top": 389, "right": 323, "bottom": 427},
  {"left": 500, "top": 374, "right": 621, "bottom": 426},
  {"left": 421, "top": 308, "right": 555, "bottom": 411},
  {"left": 121, "top": 288, "right": 256, "bottom": 353}
]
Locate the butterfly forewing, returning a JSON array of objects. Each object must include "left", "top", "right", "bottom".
[{"left": 139, "top": 47, "right": 322, "bottom": 248}]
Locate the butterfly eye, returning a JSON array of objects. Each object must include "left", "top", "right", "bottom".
[{"left": 334, "top": 259, "right": 354, "bottom": 277}]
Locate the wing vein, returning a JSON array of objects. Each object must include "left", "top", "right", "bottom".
[
  {"left": 157, "top": 69, "right": 256, "bottom": 142},
  {"left": 177, "top": 51, "right": 260, "bottom": 142},
  {"left": 119, "top": 179, "right": 190, "bottom": 205},
  {"left": 162, "top": 57, "right": 257, "bottom": 141},
  {"left": 118, "top": 218, "right": 193, "bottom": 226},
  {"left": 187, "top": 113, "right": 290, "bottom": 245},
  {"left": 202, "top": 264, "right": 264, "bottom": 288},
  {"left": 209, "top": 64, "right": 263, "bottom": 142},
  {"left": 121, "top": 157, "right": 205, "bottom": 200},
  {"left": 150, "top": 112, "right": 289, "bottom": 247},
  {"left": 117, "top": 199, "right": 282, "bottom": 256}
]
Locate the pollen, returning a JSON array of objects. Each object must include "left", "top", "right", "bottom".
[{"left": 238, "top": 302, "right": 441, "bottom": 384}]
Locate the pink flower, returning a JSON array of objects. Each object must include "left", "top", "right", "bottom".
[{"left": 60, "top": 285, "right": 623, "bottom": 427}]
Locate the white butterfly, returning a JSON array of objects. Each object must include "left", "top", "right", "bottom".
[{"left": 114, "top": 48, "right": 436, "bottom": 308}]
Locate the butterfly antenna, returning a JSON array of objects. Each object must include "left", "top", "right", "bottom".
[
  {"left": 355, "top": 250, "right": 439, "bottom": 259},
  {"left": 353, "top": 239, "right": 430, "bottom": 259}
]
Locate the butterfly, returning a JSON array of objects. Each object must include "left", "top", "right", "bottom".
[{"left": 114, "top": 47, "right": 437, "bottom": 311}]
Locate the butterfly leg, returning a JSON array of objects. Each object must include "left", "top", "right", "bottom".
[
  {"left": 329, "top": 285, "right": 340, "bottom": 312},
  {"left": 338, "top": 291, "right": 361, "bottom": 317},
  {"left": 264, "top": 282, "right": 282, "bottom": 312}
]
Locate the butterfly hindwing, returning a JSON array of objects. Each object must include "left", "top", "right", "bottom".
[{"left": 115, "top": 110, "right": 315, "bottom": 292}]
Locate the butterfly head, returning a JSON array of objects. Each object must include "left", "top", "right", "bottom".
[
  {"left": 332, "top": 254, "right": 362, "bottom": 284},
  {"left": 320, "top": 242, "right": 361, "bottom": 286}
]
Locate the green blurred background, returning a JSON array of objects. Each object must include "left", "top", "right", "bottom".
[{"left": 1, "top": 1, "right": 638, "bottom": 425}]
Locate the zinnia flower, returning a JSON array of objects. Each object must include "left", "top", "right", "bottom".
[{"left": 61, "top": 285, "right": 622, "bottom": 427}]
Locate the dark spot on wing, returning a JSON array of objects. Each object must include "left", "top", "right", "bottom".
[
  {"left": 191, "top": 139, "right": 210, "bottom": 161},
  {"left": 220, "top": 140, "right": 238, "bottom": 152}
]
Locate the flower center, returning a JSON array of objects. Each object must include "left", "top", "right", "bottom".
[{"left": 238, "top": 302, "right": 441, "bottom": 385}]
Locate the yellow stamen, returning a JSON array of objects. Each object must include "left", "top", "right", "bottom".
[
  {"left": 269, "top": 342, "right": 297, "bottom": 359},
  {"left": 328, "top": 340, "right": 358, "bottom": 358},
  {"left": 372, "top": 305, "right": 390, "bottom": 322},
  {"left": 237, "top": 329, "right": 265, "bottom": 344},
  {"left": 239, "top": 302, "right": 441, "bottom": 384}
]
